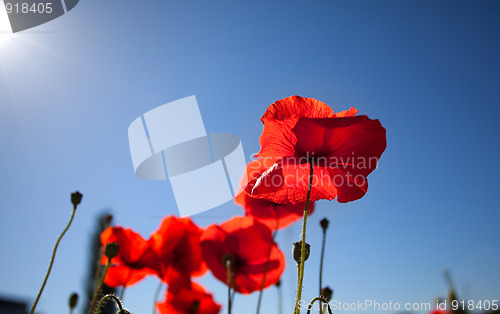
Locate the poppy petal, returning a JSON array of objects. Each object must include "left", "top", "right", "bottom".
[
  {"left": 200, "top": 217, "right": 285, "bottom": 294},
  {"left": 256, "top": 96, "right": 337, "bottom": 158},
  {"left": 293, "top": 116, "right": 387, "bottom": 177},
  {"left": 104, "top": 265, "right": 153, "bottom": 287}
]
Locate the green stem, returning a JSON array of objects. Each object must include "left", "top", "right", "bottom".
[
  {"left": 30, "top": 205, "right": 77, "bottom": 314},
  {"left": 294, "top": 162, "right": 314, "bottom": 314},
  {"left": 319, "top": 229, "right": 327, "bottom": 314},
  {"left": 231, "top": 282, "right": 236, "bottom": 304},
  {"left": 227, "top": 261, "right": 232, "bottom": 314},
  {"left": 256, "top": 208, "right": 279, "bottom": 314},
  {"left": 95, "top": 294, "right": 124, "bottom": 314},
  {"left": 443, "top": 269, "right": 455, "bottom": 292},
  {"left": 119, "top": 286, "right": 126, "bottom": 301},
  {"left": 277, "top": 283, "right": 283, "bottom": 314},
  {"left": 306, "top": 297, "right": 333, "bottom": 314},
  {"left": 152, "top": 282, "right": 163, "bottom": 314},
  {"left": 89, "top": 259, "right": 112, "bottom": 313},
  {"left": 93, "top": 221, "right": 112, "bottom": 293}
]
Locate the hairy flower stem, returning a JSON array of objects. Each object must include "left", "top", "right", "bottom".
[
  {"left": 294, "top": 162, "right": 314, "bottom": 314},
  {"left": 307, "top": 297, "right": 333, "bottom": 314},
  {"left": 93, "top": 219, "right": 112, "bottom": 292},
  {"left": 319, "top": 229, "right": 327, "bottom": 314},
  {"left": 256, "top": 209, "right": 280, "bottom": 314},
  {"left": 30, "top": 205, "right": 77, "bottom": 314},
  {"left": 95, "top": 294, "right": 124, "bottom": 314},
  {"left": 90, "top": 258, "right": 112, "bottom": 314},
  {"left": 152, "top": 282, "right": 163, "bottom": 314}
]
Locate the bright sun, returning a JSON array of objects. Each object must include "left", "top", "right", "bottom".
[{"left": 0, "top": 6, "right": 13, "bottom": 48}]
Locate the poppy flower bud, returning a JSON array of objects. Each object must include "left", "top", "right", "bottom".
[
  {"left": 104, "top": 242, "right": 119, "bottom": 260},
  {"left": 292, "top": 241, "right": 310, "bottom": 264},
  {"left": 118, "top": 310, "right": 131, "bottom": 314},
  {"left": 320, "top": 218, "right": 329, "bottom": 232},
  {"left": 68, "top": 292, "right": 78, "bottom": 309},
  {"left": 221, "top": 253, "right": 236, "bottom": 269},
  {"left": 71, "top": 191, "right": 83, "bottom": 207},
  {"left": 321, "top": 286, "right": 333, "bottom": 301}
]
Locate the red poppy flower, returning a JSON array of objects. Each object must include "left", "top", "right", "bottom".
[
  {"left": 149, "top": 216, "right": 207, "bottom": 292},
  {"left": 235, "top": 158, "right": 315, "bottom": 230},
  {"left": 245, "top": 95, "right": 386, "bottom": 204},
  {"left": 156, "top": 282, "right": 221, "bottom": 314},
  {"left": 100, "top": 227, "right": 158, "bottom": 287},
  {"left": 200, "top": 216, "right": 285, "bottom": 294}
]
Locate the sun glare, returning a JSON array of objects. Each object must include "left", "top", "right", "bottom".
[{"left": 0, "top": 5, "right": 13, "bottom": 49}]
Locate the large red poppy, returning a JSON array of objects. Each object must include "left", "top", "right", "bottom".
[
  {"left": 149, "top": 216, "right": 207, "bottom": 292},
  {"left": 200, "top": 216, "right": 285, "bottom": 294},
  {"left": 245, "top": 95, "right": 386, "bottom": 204},
  {"left": 156, "top": 282, "right": 221, "bottom": 314},
  {"left": 235, "top": 158, "right": 315, "bottom": 230},
  {"left": 100, "top": 227, "right": 158, "bottom": 287}
]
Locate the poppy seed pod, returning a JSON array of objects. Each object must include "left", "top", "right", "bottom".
[
  {"left": 105, "top": 242, "right": 119, "bottom": 260},
  {"left": 68, "top": 292, "right": 78, "bottom": 309},
  {"left": 320, "top": 218, "right": 329, "bottom": 232},
  {"left": 71, "top": 191, "right": 83, "bottom": 207},
  {"left": 321, "top": 286, "right": 333, "bottom": 301},
  {"left": 292, "top": 241, "right": 310, "bottom": 264},
  {"left": 104, "top": 214, "right": 113, "bottom": 226}
]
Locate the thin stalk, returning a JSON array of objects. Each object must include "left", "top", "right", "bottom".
[
  {"left": 119, "top": 271, "right": 133, "bottom": 301},
  {"left": 256, "top": 208, "right": 280, "bottom": 314},
  {"left": 95, "top": 294, "right": 124, "bottom": 314},
  {"left": 227, "top": 261, "right": 233, "bottom": 314},
  {"left": 277, "top": 283, "right": 283, "bottom": 314},
  {"left": 443, "top": 269, "right": 455, "bottom": 292},
  {"left": 89, "top": 258, "right": 112, "bottom": 313},
  {"left": 152, "top": 282, "right": 163, "bottom": 314},
  {"left": 231, "top": 282, "right": 236, "bottom": 304},
  {"left": 30, "top": 205, "right": 77, "bottom": 314},
  {"left": 294, "top": 162, "right": 314, "bottom": 314},
  {"left": 93, "top": 220, "right": 112, "bottom": 292},
  {"left": 306, "top": 297, "right": 333, "bottom": 314},
  {"left": 119, "top": 287, "right": 126, "bottom": 301},
  {"left": 319, "top": 229, "right": 327, "bottom": 313}
]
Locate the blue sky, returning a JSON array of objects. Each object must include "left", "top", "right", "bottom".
[{"left": 0, "top": 1, "right": 499, "bottom": 313}]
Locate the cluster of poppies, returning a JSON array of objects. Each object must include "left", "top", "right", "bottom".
[{"left": 99, "top": 95, "right": 387, "bottom": 313}]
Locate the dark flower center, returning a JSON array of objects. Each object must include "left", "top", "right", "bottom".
[
  {"left": 294, "top": 150, "right": 330, "bottom": 167},
  {"left": 188, "top": 300, "right": 200, "bottom": 313}
]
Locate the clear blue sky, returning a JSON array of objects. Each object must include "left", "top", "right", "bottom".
[{"left": 1, "top": 1, "right": 499, "bottom": 314}]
